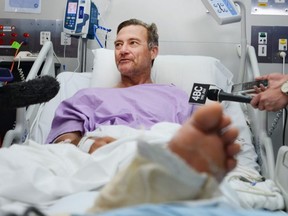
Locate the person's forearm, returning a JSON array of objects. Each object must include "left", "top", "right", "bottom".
[{"left": 53, "top": 131, "right": 82, "bottom": 145}]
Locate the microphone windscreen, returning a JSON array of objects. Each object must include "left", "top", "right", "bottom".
[
  {"left": 207, "top": 89, "right": 219, "bottom": 101},
  {"left": 0, "top": 75, "right": 60, "bottom": 109}
]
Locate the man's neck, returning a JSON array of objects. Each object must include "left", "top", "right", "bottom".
[{"left": 115, "top": 78, "right": 153, "bottom": 88}]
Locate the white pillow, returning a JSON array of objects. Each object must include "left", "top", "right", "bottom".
[
  {"left": 91, "top": 48, "right": 233, "bottom": 95},
  {"left": 91, "top": 49, "right": 120, "bottom": 87}
]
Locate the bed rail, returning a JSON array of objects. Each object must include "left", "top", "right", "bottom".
[
  {"left": 2, "top": 41, "right": 55, "bottom": 147},
  {"left": 243, "top": 45, "right": 275, "bottom": 179}
]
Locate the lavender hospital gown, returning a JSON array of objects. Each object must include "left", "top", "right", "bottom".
[{"left": 46, "top": 83, "right": 193, "bottom": 143}]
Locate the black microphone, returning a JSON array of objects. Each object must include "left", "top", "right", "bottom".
[
  {"left": 207, "top": 89, "right": 252, "bottom": 103},
  {"left": 0, "top": 75, "right": 60, "bottom": 110}
]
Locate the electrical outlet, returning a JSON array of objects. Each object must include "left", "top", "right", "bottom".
[
  {"left": 258, "top": 32, "right": 268, "bottom": 44},
  {"left": 279, "top": 38, "right": 287, "bottom": 51},
  {"left": 258, "top": 45, "right": 267, "bottom": 57},
  {"left": 40, "top": 31, "right": 51, "bottom": 45},
  {"left": 61, "top": 32, "right": 71, "bottom": 45}
]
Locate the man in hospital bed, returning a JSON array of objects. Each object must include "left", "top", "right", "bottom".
[
  {"left": 0, "top": 19, "right": 284, "bottom": 214},
  {"left": 43, "top": 18, "right": 282, "bottom": 212},
  {"left": 46, "top": 18, "right": 191, "bottom": 152}
]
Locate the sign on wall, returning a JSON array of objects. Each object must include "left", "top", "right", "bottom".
[{"left": 5, "top": 0, "right": 41, "bottom": 13}]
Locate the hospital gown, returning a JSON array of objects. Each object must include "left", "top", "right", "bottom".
[{"left": 46, "top": 83, "right": 193, "bottom": 143}]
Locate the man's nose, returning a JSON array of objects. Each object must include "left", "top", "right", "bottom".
[{"left": 119, "top": 43, "right": 129, "bottom": 53}]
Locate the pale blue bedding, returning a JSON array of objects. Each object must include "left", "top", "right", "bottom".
[{"left": 96, "top": 203, "right": 287, "bottom": 216}]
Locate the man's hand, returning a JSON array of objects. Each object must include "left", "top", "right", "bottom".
[
  {"left": 251, "top": 73, "right": 288, "bottom": 111},
  {"left": 88, "top": 136, "right": 117, "bottom": 154}
]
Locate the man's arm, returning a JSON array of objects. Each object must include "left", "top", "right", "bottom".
[{"left": 54, "top": 131, "right": 116, "bottom": 154}]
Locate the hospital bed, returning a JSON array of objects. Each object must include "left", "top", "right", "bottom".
[{"left": 0, "top": 41, "right": 287, "bottom": 215}]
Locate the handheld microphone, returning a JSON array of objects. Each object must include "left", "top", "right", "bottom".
[
  {"left": 0, "top": 75, "right": 60, "bottom": 110},
  {"left": 207, "top": 89, "right": 252, "bottom": 103},
  {"left": 189, "top": 83, "right": 252, "bottom": 104}
]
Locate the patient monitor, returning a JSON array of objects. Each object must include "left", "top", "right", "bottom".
[
  {"left": 63, "top": 0, "right": 98, "bottom": 39},
  {"left": 201, "top": 0, "right": 241, "bottom": 25}
]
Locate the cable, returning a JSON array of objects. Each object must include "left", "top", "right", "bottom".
[
  {"left": 10, "top": 41, "right": 24, "bottom": 72},
  {"left": 280, "top": 51, "right": 286, "bottom": 74},
  {"left": 267, "top": 109, "right": 283, "bottom": 137},
  {"left": 53, "top": 51, "right": 62, "bottom": 65},
  {"left": 73, "top": 38, "right": 81, "bottom": 72},
  {"left": 280, "top": 51, "right": 287, "bottom": 145},
  {"left": 17, "top": 58, "right": 25, "bottom": 81},
  {"left": 62, "top": 35, "right": 67, "bottom": 71},
  {"left": 283, "top": 108, "right": 287, "bottom": 146}
]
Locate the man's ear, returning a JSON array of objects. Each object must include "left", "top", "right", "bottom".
[{"left": 150, "top": 46, "right": 159, "bottom": 61}]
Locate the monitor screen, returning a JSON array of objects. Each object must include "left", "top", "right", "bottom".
[{"left": 67, "top": 2, "right": 77, "bottom": 14}]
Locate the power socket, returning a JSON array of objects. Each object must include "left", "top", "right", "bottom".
[
  {"left": 258, "top": 32, "right": 268, "bottom": 44},
  {"left": 279, "top": 38, "right": 287, "bottom": 51},
  {"left": 60, "top": 32, "right": 71, "bottom": 45},
  {"left": 40, "top": 31, "right": 51, "bottom": 45},
  {"left": 258, "top": 45, "right": 267, "bottom": 57}
]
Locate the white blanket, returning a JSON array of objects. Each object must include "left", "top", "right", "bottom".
[
  {"left": 0, "top": 123, "right": 177, "bottom": 214},
  {"left": 0, "top": 122, "right": 284, "bottom": 214}
]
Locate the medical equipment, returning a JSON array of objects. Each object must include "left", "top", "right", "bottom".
[
  {"left": 201, "top": 0, "right": 247, "bottom": 84},
  {"left": 14, "top": 51, "right": 38, "bottom": 61},
  {"left": 201, "top": 0, "right": 241, "bottom": 25},
  {"left": 63, "top": 0, "right": 98, "bottom": 39},
  {"left": 63, "top": 0, "right": 99, "bottom": 72}
]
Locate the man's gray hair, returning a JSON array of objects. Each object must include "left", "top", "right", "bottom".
[{"left": 117, "top": 18, "right": 159, "bottom": 49}]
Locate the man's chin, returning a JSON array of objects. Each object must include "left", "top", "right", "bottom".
[{"left": 118, "top": 66, "right": 133, "bottom": 74}]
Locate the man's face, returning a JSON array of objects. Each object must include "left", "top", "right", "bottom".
[{"left": 114, "top": 25, "right": 157, "bottom": 77}]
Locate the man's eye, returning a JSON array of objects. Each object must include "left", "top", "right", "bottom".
[
  {"left": 130, "top": 41, "right": 139, "bottom": 47},
  {"left": 115, "top": 43, "right": 122, "bottom": 48}
]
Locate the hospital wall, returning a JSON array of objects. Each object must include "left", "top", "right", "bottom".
[{"left": 0, "top": 0, "right": 287, "bottom": 154}]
